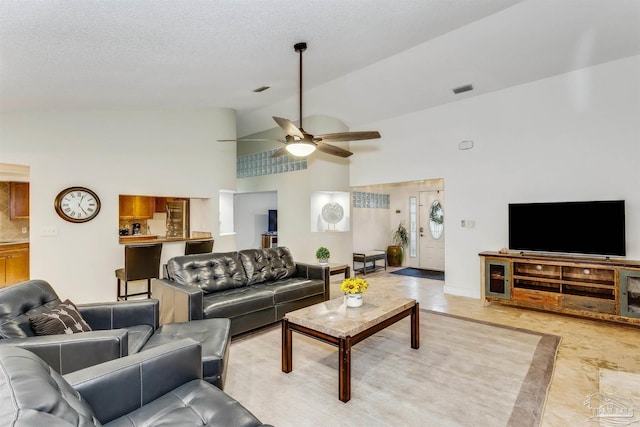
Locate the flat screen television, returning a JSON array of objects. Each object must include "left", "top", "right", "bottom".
[
  {"left": 508, "top": 200, "right": 625, "bottom": 256},
  {"left": 268, "top": 209, "right": 277, "bottom": 233}
]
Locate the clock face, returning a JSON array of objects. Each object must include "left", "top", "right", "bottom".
[{"left": 54, "top": 187, "right": 101, "bottom": 223}]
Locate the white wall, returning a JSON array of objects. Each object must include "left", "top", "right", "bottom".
[
  {"left": 0, "top": 108, "right": 237, "bottom": 302},
  {"left": 350, "top": 56, "right": 640, "bottom": 298},
  {"left": 234, "top": 191, "right": 277, "bottom": 249},
  {"left": 236, "top": 115, "right": 354, "bottom": 265}
]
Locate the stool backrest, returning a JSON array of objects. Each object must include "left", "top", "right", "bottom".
[
  {"left": 124, "top": 243, "right": 163, "bottom": 281},
  {"left": 184, "top": 239, "right": 214, "bottom": 255}
]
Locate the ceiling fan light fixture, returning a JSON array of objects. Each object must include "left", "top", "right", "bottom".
[{"left": 285, "top": 141, "right": 316, "bottom": 157}]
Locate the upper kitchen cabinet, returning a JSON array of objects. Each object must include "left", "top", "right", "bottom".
[
  {"left": 154, "top": 197, "right": 189, "bottom": 213},
  {"left": 9, "top": 182, "right": 29, "bottom": 220},
  {"left": 119, "top": 195, "right": 154, "bottom": 219}
]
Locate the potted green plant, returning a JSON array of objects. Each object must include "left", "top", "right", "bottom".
[
  {"left": 387, "top": 223, "right": 408, "bottom": 267},
  {"left": 315, "top": 246, "right": 330, "bottom": 264}
]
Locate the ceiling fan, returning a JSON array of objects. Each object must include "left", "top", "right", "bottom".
[{"left": 221, "top": 42, "right": 381, "bottom": 158}]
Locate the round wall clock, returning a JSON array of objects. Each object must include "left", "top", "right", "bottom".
[{"left": 54, "top": 187, "right": 101, "bottom": 223}]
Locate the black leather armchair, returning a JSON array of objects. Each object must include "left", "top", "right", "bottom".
[
  {"left": 0, "top": 279, "right": 158, "bottom": 374},
  {"left": 0, "top": 339, "right": 269, "bottom": 426}
]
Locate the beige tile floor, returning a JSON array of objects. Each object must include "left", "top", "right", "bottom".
[{"left": 332, "top": 267, "right": 640, "bottom": 426}]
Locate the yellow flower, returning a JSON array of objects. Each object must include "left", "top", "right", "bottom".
[{"left": 340, "top": 277, "right": 369, "bottom": 294}]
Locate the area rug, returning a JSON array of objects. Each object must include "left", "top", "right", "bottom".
[
  {"left": 390, "top": 267, "right": 445, "bottom": 280},
  {"left": 225, "top": 310, "right": 560, "bottom": 427}
]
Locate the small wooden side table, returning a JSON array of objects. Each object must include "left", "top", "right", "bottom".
[
  {"left": 325, "top": 263, "right": 350, "bottom": 279},
  {"left": 306, "top": 262, "right": 350, "bottom": 279}
]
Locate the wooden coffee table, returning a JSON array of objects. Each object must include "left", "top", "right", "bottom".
[{"left": 282, "top": 295, "right": 419, "bottom": 402}]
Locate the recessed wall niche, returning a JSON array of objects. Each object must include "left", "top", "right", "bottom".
[{"left": 310, "top": 191, "right": 350, "bottom": 232}]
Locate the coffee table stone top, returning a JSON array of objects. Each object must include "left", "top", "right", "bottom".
[{"left": 284, "top": 294, "right": 416, "bottom": 338}]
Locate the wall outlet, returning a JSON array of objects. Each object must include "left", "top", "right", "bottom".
[
  {"left": 461, "top": 220, "right": 466, "bottom": 227},
  {"left": 467, "top": 220, "right": 476, "bottom": 228},
  {"left": 41, "top": 226, "right": 58, "bottom": 236}
]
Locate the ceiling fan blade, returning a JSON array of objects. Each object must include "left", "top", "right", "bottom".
[
  {"left": 316, "top": 142, "right": 353, "bottom": 158},
  {"left": 273, "top": 116, "right": 304, "bottom": 139},
  {"left": 218, "top": 137, "right": 288, "bottom": 145},
  {"left": 271, "top": 147, "right": 289, "bottom": 158},
  {"left": 217, "top": 138, "right": 279, "bottom": 142},
  {"left": 314, "top": 131, "right": 381, "bottom": 143}
]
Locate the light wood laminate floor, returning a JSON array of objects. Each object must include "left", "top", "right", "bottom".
[{"left": 330, "top": 268, "right": 640, "bottom": 426}]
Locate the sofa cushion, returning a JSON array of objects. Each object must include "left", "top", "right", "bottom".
[
  {"left": 0, "top": 345, "right": 100, "bottom": 426},
  {"left": 125, "top": 324, "right": 155, "bottom": 354},
  {"left": 0, "top": 279, "right": 62, "bottom": 338},
  {"left": 105, "top": 379, "right": 263, "bottom": 427},
  {"left": 29, "top": 299, "right": 93, "bottom": 336},
  {"left": 239, "top": 247, "right": 296, "bottom": 285},
  {"left": 202, "top": 286, "right": 275, "bottom": 319},
  {"left": 265, "top": 277, "right": 326, "bottom": 304},
  {"left": 141, "top": 319, "right": 231, "bottom": 389},
  {"left": 167, "top": 252, "right": 248, "bottom": 293}
]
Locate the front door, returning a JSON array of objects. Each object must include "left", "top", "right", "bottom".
[{"left": 419, "top": 191, "right": 445, "bottom": 271}]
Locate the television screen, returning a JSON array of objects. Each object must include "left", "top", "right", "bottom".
[
  {"left": 509, "top": 200, "right": 625, "bottom": 256},
  {"left": 268, "top": 209, "right": 277, "bottom": 233}
]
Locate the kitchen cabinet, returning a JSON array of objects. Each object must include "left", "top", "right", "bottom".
[
  {"left": 119, "top": 195, "right": 154, "bottom": 219},
  {"left": 155, "top": 197, "right": 189, "bottom": 213},
  {"left": 0, "top": 243, "right": 29, "bottom": 288},
  {"left": 9, "top": 182, "right": 29, "bottom": 220},
  {"left": 155, "top": 197, "right": 170, "bottom": 213}
]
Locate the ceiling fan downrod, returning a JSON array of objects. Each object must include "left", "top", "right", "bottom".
[{"left": 294, "top": 42, "right": 307, "bottom": 129}]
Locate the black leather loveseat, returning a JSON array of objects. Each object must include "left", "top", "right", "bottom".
[
  {"left": 0, "top": 339, "right": 270, "bottom": 426},
  {"left": 153, "top": 247, "right": 329, "bottom": 335}
]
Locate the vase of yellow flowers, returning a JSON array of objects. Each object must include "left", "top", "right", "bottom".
[{"left": 340, "top": 277, "right": 369, "bottom": 308}]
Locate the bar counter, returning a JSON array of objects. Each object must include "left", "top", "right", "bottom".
[{"left": 118, "top": 235, "right": 212, "bottom": 244}]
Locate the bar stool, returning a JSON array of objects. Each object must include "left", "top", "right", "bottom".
[
  {"left": 184, "top": 239, "right": 214, "bottom": 255},
  {"left": 115, "top": 243, "right": 163, "bottom": 300}
]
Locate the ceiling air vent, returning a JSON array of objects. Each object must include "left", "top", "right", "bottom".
[
  {"left": 452, "top": 84, "right": 474, "bottom": 95},
  {"left": 253, "top": 86, "right": 270, "bottom": 93}
]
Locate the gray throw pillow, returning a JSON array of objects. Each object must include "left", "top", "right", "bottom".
[{"left": 29, "top": 299, "right": 92, "bottom": 335}]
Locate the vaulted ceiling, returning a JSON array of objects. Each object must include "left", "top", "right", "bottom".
[{"left": 1, "top": 0, "right": 638, "bottom": 136}]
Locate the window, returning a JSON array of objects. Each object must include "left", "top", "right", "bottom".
[{"left": 409, "top": 196, "right": 417, "bottom": 257}]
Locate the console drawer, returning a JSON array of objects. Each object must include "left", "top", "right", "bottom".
[
  {"left": 512, "top": 289, "right": 560, "bottom": 308},
  {"left": 562, "top": 295, "right": 616, "bottom": 314}
]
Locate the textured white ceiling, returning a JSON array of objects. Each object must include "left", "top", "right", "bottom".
[{"left": 1, "top": 0, "right": 639, "bottom": 136}]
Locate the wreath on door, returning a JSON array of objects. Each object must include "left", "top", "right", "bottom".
[{"left": 429, "top": 200, "right": 444, "bottom": 239}]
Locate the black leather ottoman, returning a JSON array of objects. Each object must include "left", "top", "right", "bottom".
[{"left": 142, "top": 318, "right": 231, "bottom": 389}]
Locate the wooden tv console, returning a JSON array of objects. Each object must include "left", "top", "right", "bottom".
[{"left": 480, "top": 251, "right": 640, "bottom": 325}]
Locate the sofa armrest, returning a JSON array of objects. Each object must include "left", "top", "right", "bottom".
[
  {"left": 65, "top": 338, "right": 202, "bottom": 424},
  {"left": 78, "top": 299, "right": 159, "bottom": 331},
  {"left": 152, "top": 278, "right": 204, "bottom": 325},
  {"left": 295, "top": 262, "right": 330, "bottom": 300},
  {"left": 0, "top": 329, "right": 128, "bottom": 374}
]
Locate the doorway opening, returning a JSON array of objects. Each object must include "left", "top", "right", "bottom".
[{"left": 351, "top": 178, "right": 444, "bottom": 273}]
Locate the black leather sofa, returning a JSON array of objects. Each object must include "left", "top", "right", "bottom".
[
  {"left": 0, "top": 339, "right": 270, "bottom": 426},
  {"left": 153, "top": 247, "right": 330, "bottom": 335}
]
